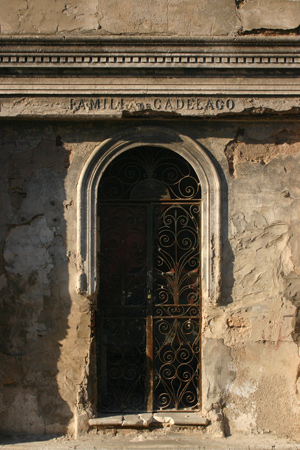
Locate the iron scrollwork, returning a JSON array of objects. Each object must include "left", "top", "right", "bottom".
[
  {"left": 99, "top": 146, "right": 201, "bottom": 201},
  {"left": 153, "top": 203, "right": 200, "bottom": 410},
  {"left": 97, "top": 147, "right": 201, "bottom": 413}
]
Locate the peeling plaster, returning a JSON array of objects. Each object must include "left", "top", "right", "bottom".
[
  {"left": 238, "top": 0, "right": 300, "bottom": 32},
  {"left": 1, "top": 120, "right": 300, "bottom": 437}
]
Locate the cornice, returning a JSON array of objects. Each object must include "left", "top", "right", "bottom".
[
  {"left": 0, "top": 36, "right": 300, "bottom": 71},
  {"left": 0, "top": 36, "right": 299, "bottom": 117}
]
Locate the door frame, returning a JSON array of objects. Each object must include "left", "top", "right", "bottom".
[
  {"left": 77, "top": 126, "right": 221, "bottom": 304},
  {"left": 77, "top": 125, "right": 221, "bottom": 418}
]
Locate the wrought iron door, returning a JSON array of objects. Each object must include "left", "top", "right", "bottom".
[{"left": 97, "top": 147, "right": 201, "bottom": 413}]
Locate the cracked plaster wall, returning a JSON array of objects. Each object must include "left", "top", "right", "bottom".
[
  {"left": 220, "top": 124, "right": 300, "bottom": 436},
  {"left": 0, "top": 120, "right": 300, "bottom": 438},
  {"left": 0, "top": 0, "right": 299, "bottom": 36}
]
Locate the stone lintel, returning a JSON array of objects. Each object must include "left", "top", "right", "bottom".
[{"left": 0, "top": 95, "right": 299, "bottom": 119}]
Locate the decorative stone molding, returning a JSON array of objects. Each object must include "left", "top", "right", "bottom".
[
  {"left": 0, "top": 36, "right": 300, "bottom": 70},
  {"left": 77, "top": 126, "right": 221, "bottom": 303},
  {"left": 1, "top": 52, "right": 300, "bottom": 68},
  {"left": 0, "top": 36, "right": 299, "bottom": 116}
]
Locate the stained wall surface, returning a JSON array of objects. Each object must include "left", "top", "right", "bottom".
[
  {"left": 1, "top": 0, "right": 300, "bottom": 440},
  {"left": 0, "top": 0, "right": 299, "bottom": 36},
  {"left": 0, "top": 119, "right": 300, "bottom": 437}
]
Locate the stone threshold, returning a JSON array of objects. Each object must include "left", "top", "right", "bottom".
[{"left": 89, "top": 412, "right": 210, "bottom": 428}]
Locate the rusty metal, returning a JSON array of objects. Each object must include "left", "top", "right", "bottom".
[{"left": 96, "top": 147, "right": 201, "bottom": 413}]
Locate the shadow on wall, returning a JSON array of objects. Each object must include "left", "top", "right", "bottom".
[
  {"left": 0, "top": 118, "right": 240, "bottom": 436},
  {"left": 0, "top": 123, "right": 72, "bottom": 436}
]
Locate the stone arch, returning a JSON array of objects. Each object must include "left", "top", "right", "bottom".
[{"left": 77, "top": 126, "right": 221, "bottom": 303}]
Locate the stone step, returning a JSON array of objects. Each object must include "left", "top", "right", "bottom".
[{"left": 89, "top": 413, "right": 210, "bottom": 428}]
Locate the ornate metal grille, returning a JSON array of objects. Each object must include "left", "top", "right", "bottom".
[
  {"left": 97, "top": 146, "right": 201, "bottom": 413},
  {"left": 98, "top": 146, "right": 200, "bottom": 201}
]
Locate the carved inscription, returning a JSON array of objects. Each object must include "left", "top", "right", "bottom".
[{"left": 69, "top": 97, "right": 235, "bottom": 114}]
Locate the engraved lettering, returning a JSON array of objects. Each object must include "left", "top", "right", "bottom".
[
  {"left": 90, "top": 99, "right": 100, "bottom": 110},
  {"left": 226, "top": 99, "right": 235, "bottom": 110},
  {"left": 216, "top": 99, "right": 224, "bottom": 110},
  {"left": 176, "top": 99, "right": 184, "bottom": 109},
  {"left": 126, "top": 100, "right": 137, "bottom": 111},
  {"left": 164, "top": 98, "right": 173, "bottom": 110},
  {"left": 187, "top": 98, "right": 195, "bottom": 110},
  {"left": 154, "top": 98, "right": 162, "bottom": 109},
  {"left": 205, "top": 100, "right": 214, "bottom": 111},
  {"left": 70, "top": 99, "right": 76, "bottom": 110},
  {"left": 110, "top": 98, "right": 118, "bottom": 110},
  {"left": 78, "top": 99, "right": 85, "bottom": 110},
  {"left": 196, "top": 99, "right": 203, "bottom": 110},
  {"left": 68, "top": 96, "right": 237, "bottom": 114}
]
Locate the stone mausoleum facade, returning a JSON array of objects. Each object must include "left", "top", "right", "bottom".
[{"left": 0, "top": 0, "right": 300, "bottom": 440}]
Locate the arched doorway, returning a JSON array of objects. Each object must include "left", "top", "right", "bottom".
[{"left": 96, "top": 146, "right": 202, "bottom": 413}]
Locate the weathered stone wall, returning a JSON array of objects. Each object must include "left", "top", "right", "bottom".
[
  {"left": 0, "top": 119, "right": 299, "bottom": 437},
  {"left": 1, "top": 0, "right": 300, "bottom": 441},
  {"left": 0, "top": 0, "right": 299, "bottom": 36}
]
